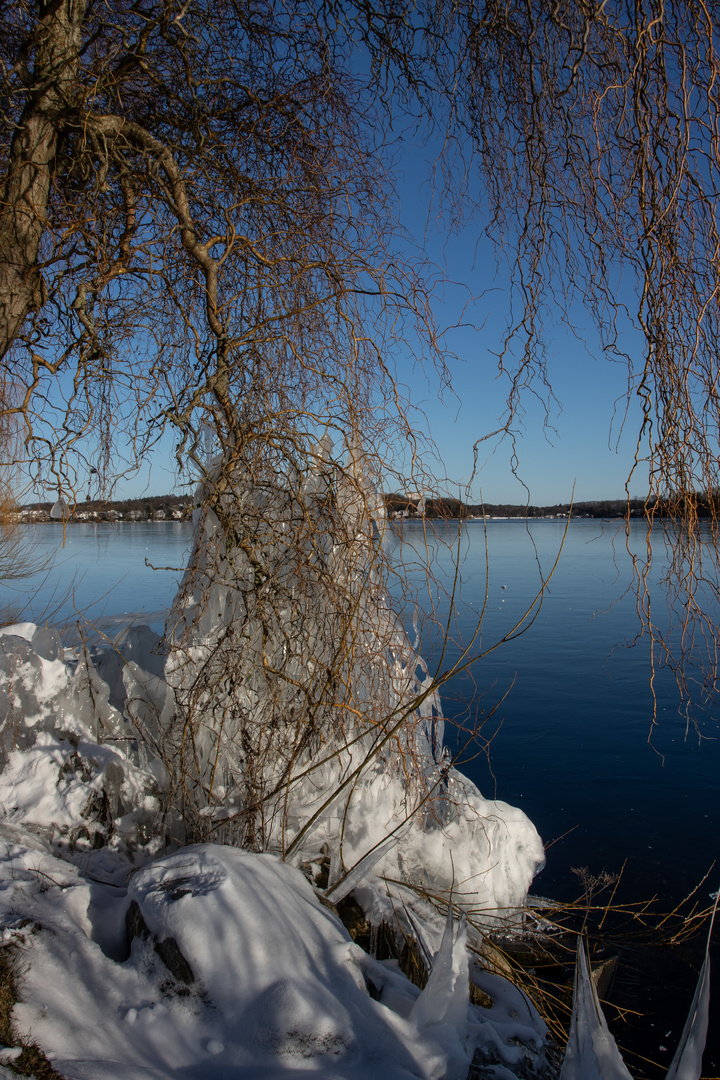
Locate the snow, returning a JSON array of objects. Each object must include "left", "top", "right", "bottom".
[
  {"left": 0, "top": 607, "right": 549, "bottom": 1078},
  {"left": 0, "top": 829, "right": 547, "bottom": 1080},
  {"left": 0, "top": 445, "right": 552, "bottom": 1078}
]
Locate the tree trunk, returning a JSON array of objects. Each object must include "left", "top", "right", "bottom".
[{"left": 0, "top": 0, "right": 86, "bottom": 361}]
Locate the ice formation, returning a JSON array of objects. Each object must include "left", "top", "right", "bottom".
[
  {"left": 157, "top": 437, "right": 544, "bottom": 917},
  {"left": 560, "top": 937, "right": 633, "bottom": 1080},
  {"left": 560, "top": 928, "right": 714, "bottom": 1080},
  {"left": 0, "top": 831, "right": 549, "bottom": 1079},
  {"left": 0, "top": 438, "right": 549, "bottom": 1078}
]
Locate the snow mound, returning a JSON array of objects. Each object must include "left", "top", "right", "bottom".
[
  {"left": 0, "top": 445, "right": 550, "bottom": 1078},
  {"left": 0, "top": 831, "right": 547, "bottom": 1080},
  {"left": 0, "top": 614, "right": 544, "bottom": 924},
  {"left": 0, "top": 625, "right": 163, "bottom": 851}
]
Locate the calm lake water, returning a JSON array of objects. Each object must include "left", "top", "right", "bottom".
[
  {"left": 386, "top": 519, "right": 719, "bottom": 1077},
  {"left": 384, "top": 520, "right": 719, "bottom": 906},
  {"left": 4, "top": 518, "right": 719, "bottom": 1074},
  {"left": 4, "top": 520, "right": 192, "bottom": 634}
]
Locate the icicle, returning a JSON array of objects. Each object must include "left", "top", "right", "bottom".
[
  {"left": 563, "top": 894, "right": 715, "bottom": 1080},
  {"left": 302, "top": 431, "right": 335, "bottom": 500},
  {"left": 559, "top": 935, "right": 633, "bottom": 1080},
  {"left": 665, "top": 891, "right": 718, "bottom": 1080},
  {"left": 318, "top": 429, "right": 335, "bottom": 461},
  {"left": 411, "top": 899, "right": 469, "bottom": 1037},
  {"left": 338, "top": 431, "right": 368, "bottom": 537},
  {"left": 325, "top": 824, "right": 411, "bottom": 904},
  {"left": 412, "top": 605, "right": 420, "bottom": 652},
  {"left": 202, "top": 421, "right": 213, "bottom": 465}
]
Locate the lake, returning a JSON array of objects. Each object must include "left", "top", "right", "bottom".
[
  {"left": 3, "top": 518, "right": 718, "bottom": 1075},
  {"left": 386, "top": 518, "right": 719, "bottom": 1077},
  {"left": 3, "top": 520, "right": 191, "bottom": 634},
  {"left": 384, "top": 519, "right": 718, "bottom": 906}
]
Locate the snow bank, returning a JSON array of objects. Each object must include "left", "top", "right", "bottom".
[
  {"left": 0, "top": 829, "right": 548, "bottom": 1080},
  {"left": 0, "top": 610, "right": 546, "bottom": 1079},
  {"left": 0, "top": 625, "right": 163, "bottom": 850},
  {"left": 0, "top": 613, "right": 543, "bottom": 922},
  {"left": 0, "top": 442, "right": 549, "bottom": 1078}
]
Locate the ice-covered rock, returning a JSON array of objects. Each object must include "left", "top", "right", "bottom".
[
  {"left": 0, "top": 833, "right": 547, "bottom": 1080},
  {"left": 0, "top": 624, "right": 163, "bottom": 850}
]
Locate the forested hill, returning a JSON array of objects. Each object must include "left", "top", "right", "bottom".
[
  {"left": 16, "top": 493, "right": 688, "bottom": 523},
  {"left": 385, "top": 495, "right": 647, "bottom": 520}
]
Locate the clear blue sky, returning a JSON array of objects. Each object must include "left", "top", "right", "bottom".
[
  {"left": 381, "top": 139, "right": 648, "bottom": 506},
  {"left": 123, "top": 139, "right": 648, "bottom": 507},
  {"left": 406, "top": 291, "right": 647, "bottom": 506}
]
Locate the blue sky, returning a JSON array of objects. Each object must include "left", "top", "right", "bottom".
[
  {"left": 383, "top": 140, "right": 649, "bottom": 507},
  {"left": 124, "top": 138, "right": 648, "bottom": 507},
  {"left": 130, "top": 352, "right": 644, "bottom": 505},
  {"left": 131, "top": 262, "right": 646, "bottom": 508},
  {"left": 413, "top": 303, "right": 647, "bottom": 506}
]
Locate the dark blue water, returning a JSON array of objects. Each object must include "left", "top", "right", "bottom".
[
  {"left": 383, "top": 519, "right": 719, "bottom": 907},
  {"left": 384, "top": 518, "right": 720, "bottom": 1078},
  {"left": 4, "top": 519, "right": 719, "bottom": 1074}
]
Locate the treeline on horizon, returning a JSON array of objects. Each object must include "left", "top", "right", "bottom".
[
  {"left": 387, "top": 492, "right": 720, "bottom": 519},
  {"left": 17, "top": 491, "right": 690, "bottom": 521},
  {"left": 21, "top": 494, "right": 190, "bottom": 511},
  {"left": 385, "top": 494, "right": 647, "bottom": 519}
]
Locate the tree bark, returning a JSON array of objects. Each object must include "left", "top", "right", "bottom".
[{"left": 0, "top": 0, "right": 87, "bottom": 361}]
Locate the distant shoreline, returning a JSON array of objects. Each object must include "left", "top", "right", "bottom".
[{"left": 15, "top": 490, "right": 650, "bottom": 524}]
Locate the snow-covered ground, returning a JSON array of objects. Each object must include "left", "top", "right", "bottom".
[
  {"left": 0, "top": 612, "right": 548, "bottom": 1079},
  {"left": 0, "top": 829, "right": 549, "bottom": 1080},
  {"left": 0, "top": 448, "right": 557, "bottom": 1079}
]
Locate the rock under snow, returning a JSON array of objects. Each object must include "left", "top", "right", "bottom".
[{"left": 0, "top": 831, "right": 548, "bottom": 1080}]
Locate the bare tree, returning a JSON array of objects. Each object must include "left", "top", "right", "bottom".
[
  {"left": 0, "top": 1, "right": 446, "bottom": 498},
  {"left": 6, "top": 4, "right": 720, "bottom": 509},
  {"left": 3, "top": 0, "right": 720, "bottom": 840},
  {"left": 450, "top": 3, "right": 720, "bottom": 713},
  {"left": 0, "top": 1, "right": 457, "bottom": 869}
]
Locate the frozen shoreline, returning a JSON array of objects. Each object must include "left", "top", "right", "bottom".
[{"left": 0, "top": 580, "right": 546, "bottom": 1080}]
